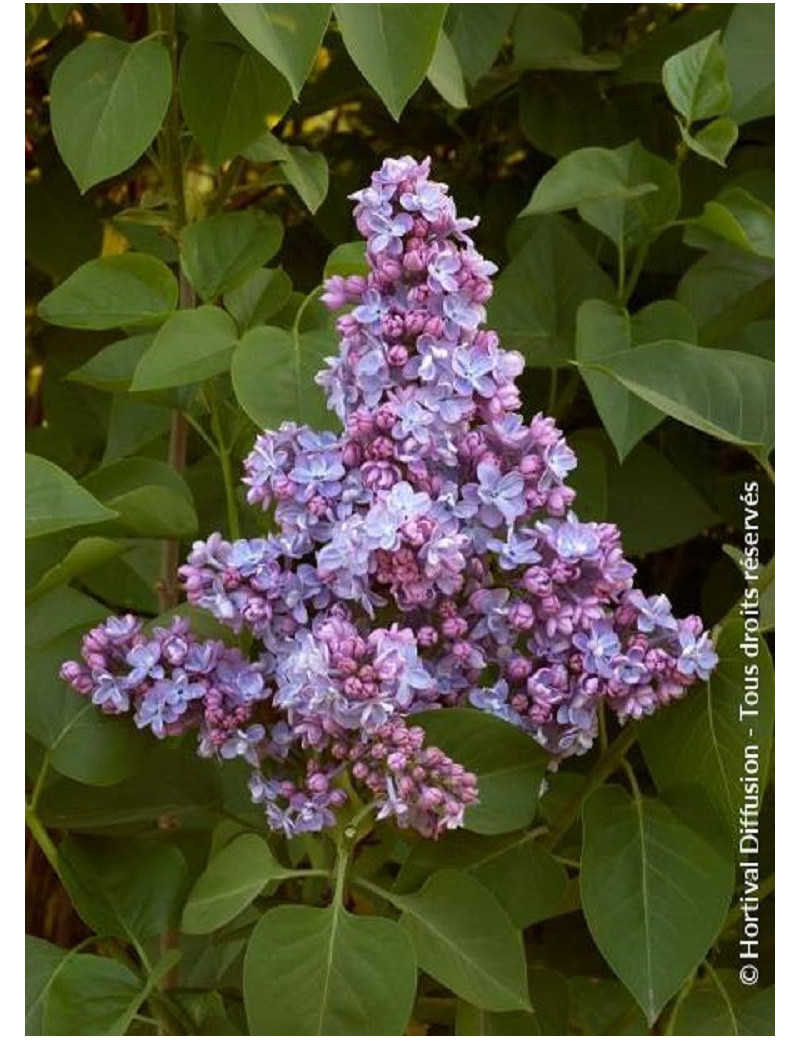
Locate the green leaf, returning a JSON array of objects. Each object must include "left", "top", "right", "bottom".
[
  {"left": 456, "top": 1000, "right": 530, "bottom": 1034},
  {"left": 69, "top": 334, "right": 154, "bottom": 392},
  {"left": 106, "top": 485, "right": 198, "bottom": 538},
  {"left": 569, "top": 429, "right": 718, "bottom": 552},
  {"left": 26, "top": 537, "right": 125, "bottom": 604},
  {"left": 25, "top": 615, "right": 148, "bottom": 785},
  {"left": 37, "top": 744, "right": 222, "bottom": 828},
  {"left": 50, "top": 35, "right": 171, "bottom": 192},
  {"left": 334, "top": 3, "right": 448, "bottom": 119},
  {"left": 630, "top": 299, "right": 697, "bottom": 345},
  {"left": 445, "top": 4, "right": 517, "bottom": 85},
  {"left": 521, "top": 147, "right": 655, "bottom": 215},
  {"left": 38, "top": 254, "right": 178, "bottom": 330},
  {"left": 455, "top": 968, "right": 569, "bottom": 1036},
  {"left": 231, "top": 324, "right": 335, "bottom": 430},
  {"left": 428, "top": 32, "right": 468, "bottom": 109},
  {"left": 673, "top": 970, "right": 774, "bottom": 1034},
  {"left": 48, "top": 5, "right": 74, "bottom": 29},
  {"left": 723, "top": 3, "right": 774, "bottom": 124},
  {"left": 415, "top": 708, "right": 548, "bottom": 835},
  {"left": 244, "top": 903, "right": 417, "bottom": 1034},
  {"left": 640, "top": 617, "right": 774, "bottom": 840},
  {"left": 26, "top": 936, "right": 69, "bottom": 1035},
  {"left": 241, "top": 131, "right": 290, "bottom": 162},
  {"left": 520, "top": 142, "right": 680, "bottom": 247},
  {"left": 26, "top": 5, "right": 43, "bottom": 36},
  {"left": 224, "top": 267, "right": 292, "bottom": 330},
  {"left": 512, "top": 4, "right": 618, "bottom": 72},
  {"left": 102, "top": 396, "right": 172, "bottom": 464},
  {"left": 323, "top": 241, "right": 368, "bottom": 279},
  {"left": 59, "top": 836, "right": 187, "bottom": 945},
  {"left": 679, "top": 116, "right": 739, "bottom": 167},
  {"left": 115, "top": 213, "right": 178, "bottom": 264},
  {"left": 518, "top": 73, "right": 648, "bottom": 160},
  {"left": 662, "top": 31, "right": 732, "bottom": 122},
  {"left": 26, "top": 456, "right": 118, "bottom": 539},
  {"left": 241, "top": 133, "right": 329, "bottom": 211},
  {"left": 396, "top": 830, "right": 567, "bottom": 930},
  {"left": 584, "top": 341, "right": 774, "bottom": 452},
  {"left": 179, "top": 39, "right": 292, "bottom": 164},
  {"left": 80, "top": 552, "right": 159, "bottom": 615},
  {"left": 26, "top": 585, "right": 107, "bottom": 648},
  {"left": 687, "top": 188, "right": 774, "bottom": 259},
  {"left": 395, "top": 870, "right": 529, "bottom": 1012},
  {"left": 566, "top": 430, "right": 609, "bottom": 521},
  {"left": 606, "top": 441, "right": 718, "bottom": 555},
  {"left": 575, "top": 300, "right": 663, "bottom": 460},
  {"left": 183, "top": 834, "right": 299, "bottom": 934},
  {"left": 568, "top": 976, "right": 648, "bottom": 1035},
  {"left": 281, "top": 145, "right": 330, "bottom": 212},
  {"left": 508, "top": 968, "right": 570, "bottom": 1034},
  {"left": 219, "top": 4, "right": 331, "bottom": 98},
  {"left": 27, "top": 936, "right": 147, "bottom": 1037},
  {"left": 489, "top": 215, "right": 615, "bottom": 367},
  {"left": 44, "top": 952, "right": 144, "bottom": 1035},
  {"left": 82, "top": 457, "right": 194, "bottom": 505},
  {"left": 182, "top": 211, "right": 284, "bottom": 300},
  {"left": 581, "top": 785, "right": 734, "bottom": 1023},
  {"left": 618, "top": 5, "right": 733, "bottom": 85},
  {"left": 677, "top": 245, "right": 774, "bottom": 347},
  {"left": 82, "top": 457, "right": 198, "bottom": 538},
  {"left": 131, "top": 306, "right": 239, "bottom": 390},
  {"left": 26, "top": 167, "right": 104, "bottom": 280}
]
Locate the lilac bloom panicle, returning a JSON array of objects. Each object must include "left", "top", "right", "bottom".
[{"left": 60, "top": 154, "right": 719, "bottom": 840}]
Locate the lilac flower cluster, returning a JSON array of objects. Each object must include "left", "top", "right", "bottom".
[
  {"left": 60, "top": 615, "right": 266, "bottom": 753},
  {"left": 62, "top": 156, "right": 718, "bottom": 840}
]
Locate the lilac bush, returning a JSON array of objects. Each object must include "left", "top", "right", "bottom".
[{"left": 61, "top": 156, "right": 718, "bottom": 841}]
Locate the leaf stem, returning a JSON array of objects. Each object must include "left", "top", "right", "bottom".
[
  {"left": 703, "top": 961, "right": 738, "bottom": 1028},
  {"left": 552, "top": 371, "right": 581, "bottom": 422},
  {"left": 150, "top": 9, "right": 191, "bottom": 1017},
  {"left": 332, "top": 841, "right": 350, "bottom": 907},
  {"left": 602, "top": 1001, "right": 642, "bottom": 1035},
  {"left": 28, "top": 751, "right": 51, "bottom": 813},
  {"left": 661, "top": 969, "right": 696, "bottom": 1035},
  {"left": 207, "top": 157, "right": 245, "bottom": 216},
  {"left": 208, "top": 385, "right": 241, "bottom": 540},
  {"left": 154, "top": 2, "right": 192, "bottom": 614},
  {"left": 598, "top": 703, "right": 608, "bottom": 753},
  {"left": 620, "top": 756, "right": 641, "bottom": 799},
  {"left": 622, "top": 240, "right": 649, "bottom": 304},
  {"left": 350, "top": 873, "right": 399, "bottom": 909},
  {"left": 181, "top": 410, "right": 219, "bottom": 456},
  {"left": 342, "top": 798, "right": 379, "bottom": 841},
  {"left": 616, "top": 236, "right": 627, "bottom": 301},
  {"left": 293, "top": 285, "right": 324, "bottom": 337},
  {"left": 155, "top": 3, "right": 187, "bottom": 229},
  {"left": 757, "top": 454, "right": 775, "bottom": 484},
  {"left": 25, "top": 804, "right": 60, "bottom": 876},
  {"left": 542, "top": 725, "right": 638, "bottom": 852}
]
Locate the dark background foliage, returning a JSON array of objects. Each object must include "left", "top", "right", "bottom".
[{"left": 25, "top": 4, "right": 774, "bottom": 1035}]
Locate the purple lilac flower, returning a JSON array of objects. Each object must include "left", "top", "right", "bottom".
[
  {"left": 676, "top": 627, "right": 719, "bottom": 680},
  {"left": 60, "top": 155, "right": 719, "bottom": 841}
]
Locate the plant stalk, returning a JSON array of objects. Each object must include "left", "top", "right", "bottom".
[
  {"left": 25, "top": 804, "right": 60, "bottom": 876},
  {"left": 542, "top": 725, "right": 638, "bottom": 852}
]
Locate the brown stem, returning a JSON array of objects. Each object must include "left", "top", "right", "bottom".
[{"left": 151, "top": 6, "right": 191, "bottom": 1014}]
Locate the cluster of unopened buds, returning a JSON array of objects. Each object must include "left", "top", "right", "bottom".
[{"left": 62, "top": 156, "right": 718, "bottom": 840}]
